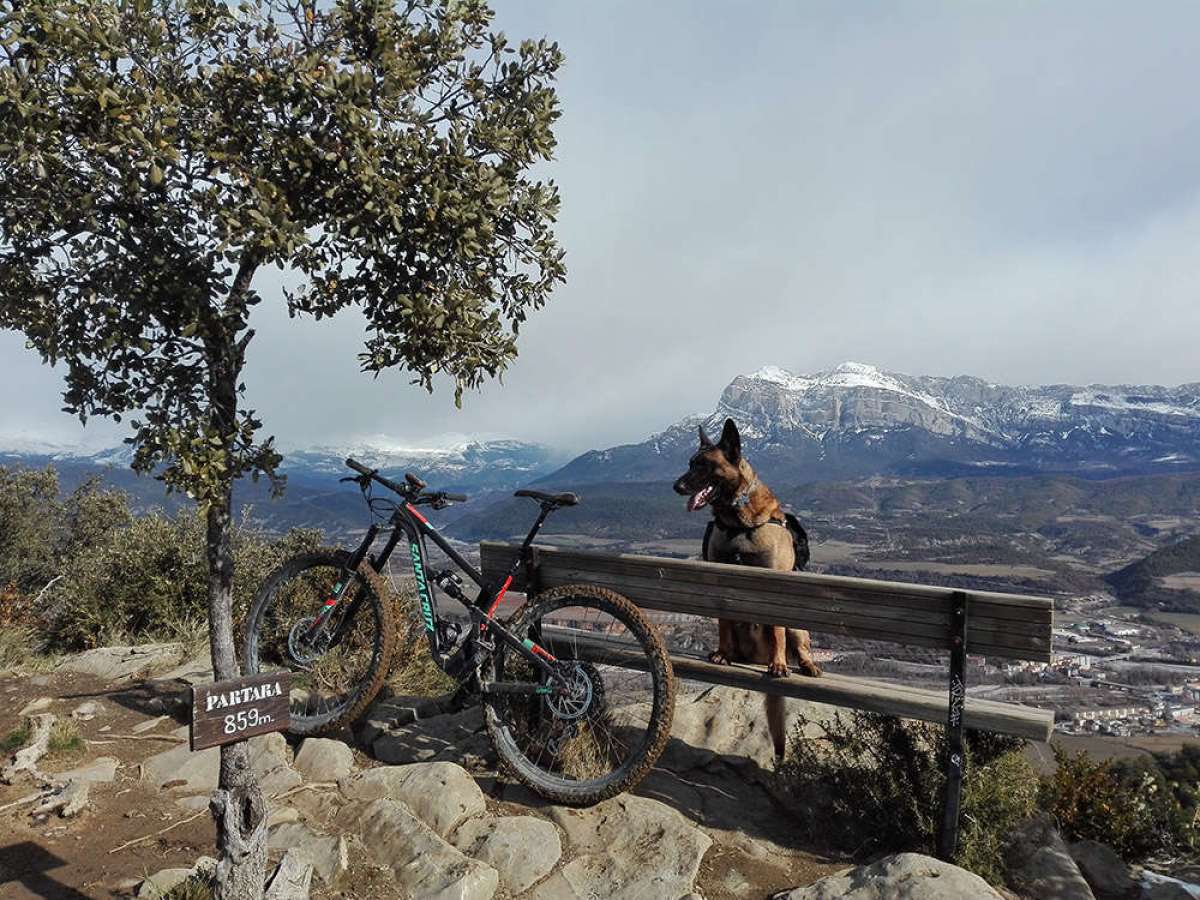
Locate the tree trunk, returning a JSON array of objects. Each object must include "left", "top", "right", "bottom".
[
  {"left": 206, "top": 480, "right": 268, "bottom": 899},
  {"left": 205, "top": 317, "right": 267, "bottom": 898}
]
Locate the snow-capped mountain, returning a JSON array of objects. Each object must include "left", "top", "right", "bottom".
[
  {"left": 284, "top": 436, "right": 563, "bottom": 491},
  {"left": 540, "top": 362, "right": 1200, "bottom": 486},
  {"left": 0, "top": 433, "right": 562, "bottom": 494}
]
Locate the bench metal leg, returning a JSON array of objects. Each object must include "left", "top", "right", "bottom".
[{"left": 938, "top": 590, "right": 968, "bottom": 860}]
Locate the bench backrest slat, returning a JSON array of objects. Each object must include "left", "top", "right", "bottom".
[{"left": 479, "top": 541, "right": 1054, "bottom": 662}]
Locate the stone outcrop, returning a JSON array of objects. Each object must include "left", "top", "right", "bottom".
[{"left": 772, "top": 853, "right": 1006, "bottom": 899}]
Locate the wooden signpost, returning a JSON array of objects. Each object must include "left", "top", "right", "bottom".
[{"left": 190, "top": 671, "right": 292, "bottom": 751}]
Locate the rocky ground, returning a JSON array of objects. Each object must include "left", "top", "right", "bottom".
[{"left": 2, "top": 644, "right": 1195, "bottom": 899}]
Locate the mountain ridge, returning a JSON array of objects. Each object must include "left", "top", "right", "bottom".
[{"left": 538, "top": 362, "right": 1200, "bottom": 486}]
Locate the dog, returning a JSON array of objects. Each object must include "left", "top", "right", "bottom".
[{"left": 673, "top": 417, "right": 821, "bottom": 760}]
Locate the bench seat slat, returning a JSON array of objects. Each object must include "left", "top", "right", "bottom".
[
  {"left": 480, "top": 542, "right": 1054, "bottom": 661},
  {"left": 482, "top": 543, "right": 1053, "bottom": 612},
  {"left": 530, "top": 569, "right": 1052, "bottom": 642},
  {"left": 544, "top": 628, "right": 1054, "bottom": 742}
]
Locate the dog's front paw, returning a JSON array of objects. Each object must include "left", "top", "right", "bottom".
[
  {"left": 767, "top": 661, "right": 789, "bottom": 677},
  {"left": 798, "top": 660, "right": 823, "bottom": 677},
  {"left": 707, "top": 651, "right": 731, "bottom": 666}
]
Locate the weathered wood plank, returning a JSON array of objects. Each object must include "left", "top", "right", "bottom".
[
  {"left": 480, "top": 542, "right": 1054, "bottom": 661},
  {"left": 543, "top": 628, "right": 1054, "bottom": 742},
  {"left": 536, "top": 569, "right": 1051, "bottom": 645},
  {"left": 482, "top": 542, "right": 1054, "bottom": 612}
]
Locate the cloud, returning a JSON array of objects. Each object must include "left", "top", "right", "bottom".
[{"left": 4, "top": 1, "right": 1199, "bottom": 454}]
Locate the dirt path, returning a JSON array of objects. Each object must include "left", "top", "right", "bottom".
[{"left": 1, "top": 671, "right": 216, "bottom": 899}]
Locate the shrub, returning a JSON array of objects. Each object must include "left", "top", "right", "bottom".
[
  {"left": 40, "top": 508, "right": 322, "bottom": 651},
  {"left": 1042, "top": 744, "right": 1197, "bottom": 862},
  {"left": 777, "top": 709, "right": 1034, "bottom": 884}
]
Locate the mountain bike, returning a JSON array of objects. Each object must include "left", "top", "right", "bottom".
[{"left": 243, "top": 458, "right": 675, "bottom": 804}]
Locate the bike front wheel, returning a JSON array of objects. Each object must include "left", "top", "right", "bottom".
[
  {"left": 243, "top": 549, "right": 395, "bottom": 736},
  {"left": 483, "top": 583, "right": 675, "bottom": 805}
]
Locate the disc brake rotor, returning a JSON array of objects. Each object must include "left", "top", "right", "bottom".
[
  {"left": 545, "top": 662, "right": 597, "bottom": 721},
  {"left": 287, "top": 617, "right": 326, "bottom": 667}
]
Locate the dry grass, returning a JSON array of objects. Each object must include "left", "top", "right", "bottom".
[
  {"left": 161, "top": 877, "right": 214, "bottom": 900},
  {"left": 46, "top": 718, "right": 85, "bottom": 762}
]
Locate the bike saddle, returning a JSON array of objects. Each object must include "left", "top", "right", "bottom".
[{"left": 514, "top": 489, "right": 579, "bottom": 507}]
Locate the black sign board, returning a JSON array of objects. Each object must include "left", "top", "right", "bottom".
[{"left": 190, "top": 671, "right": 291, "bottom": 751}]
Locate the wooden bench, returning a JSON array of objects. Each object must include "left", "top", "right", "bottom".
[{"left": 479, "top": 540, "right": 1056, "bottom": 859}]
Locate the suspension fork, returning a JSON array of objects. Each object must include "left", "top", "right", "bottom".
[{"left": 303, "top": 524, "right": 380, "bottom": 643}]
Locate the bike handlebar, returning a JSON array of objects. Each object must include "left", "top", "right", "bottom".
[{"left": 344, "top": 458, "right": 467, "bottom": 505}]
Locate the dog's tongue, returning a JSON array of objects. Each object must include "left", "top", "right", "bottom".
[{"left": 688, "top": 485, "right": 714, "bottom": 512}]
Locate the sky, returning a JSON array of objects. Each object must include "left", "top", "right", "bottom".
[{"left": 4, "top": 1, "right": 1200, "bottom": 455}]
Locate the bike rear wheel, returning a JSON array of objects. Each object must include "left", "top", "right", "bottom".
[
  {"left": 483, "top": 583, "right": 675, "bottom": 805},
  {"left": 243, "top": 549, "right": 395, "bottom": 736}
]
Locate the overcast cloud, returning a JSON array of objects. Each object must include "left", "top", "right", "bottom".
[{"left": 4, "top": 1, "right": 1200, "bottom": 455}]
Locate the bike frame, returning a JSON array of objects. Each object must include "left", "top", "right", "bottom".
[{"left": 315, "top": 492, "right": 566, "bottom": 693}]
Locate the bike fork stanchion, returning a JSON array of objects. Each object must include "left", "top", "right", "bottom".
[{"left": 938, "top": 590, "right": 968, "bottom": 861}]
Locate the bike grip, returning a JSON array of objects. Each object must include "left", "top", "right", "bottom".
[
  {"left": 443, "top": 492, "right": 468, "bottom": 502},
  {"left": 345, "top": 458, "right": 372, "bottom": 475}
]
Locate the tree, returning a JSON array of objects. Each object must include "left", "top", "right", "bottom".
[{"left": 0, "top": 1, "right": 564, "bottom": 895}]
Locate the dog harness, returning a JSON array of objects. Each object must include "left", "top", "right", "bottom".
[{"left": 710, "top": 515, "right": 788, "bottom": 537}]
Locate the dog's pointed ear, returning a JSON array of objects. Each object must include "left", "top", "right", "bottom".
[
  {"left": 697, "top": 424, "right": 714, "bottom": 448},
  {"left": 718, "top": 418, "right": 741, "bottom": 463}
]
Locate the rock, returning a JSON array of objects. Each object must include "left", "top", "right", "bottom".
[
  {"left": 265, "top": 849, "right": 314, "bottom": 900},
  {"left": 341, "top": 797, "right": 498, "bottom": 900},
  {"left": 533, "top": 794, "right": 711, "bottom": 900},
  {"left": 452, "top": 815, "right": 561, "bottom": 894},
  {"left": 136, "top": 867, "right": 195, "bottom": 898},
  {"left": 136, "top": 857, "right": 216, "bottom": 898},
  {"left": 33, "top": 780, "right": 90, "bottom": 818},
  {"left": 357, "top": 695, "right": 423, "bottom": 747},
  {"left": 1005, "top": 814, "right": 1096, "bottom": 900},
  {"left": 772, "top": 853, "right": 1006, "bottom": 899},
  {"left": 141, "top": 741, "right": 218, "bottom": 793},
  {"left": 293, "top": 738, "right": 355, "bottom": 783},
  {"left": 615, "top": 685, "right": 832, "bottom": 773},
  {"left": 19, "top": 697, "right": 53, "bottom": 715},
  {"left": 269, "top": 806, "right": 302, "bottom": 827},
  {"left": 250, "top": 732, "right": 303, "bottom": 796},
  {"left": 1069, "top": 840, "right": 1136, "bottom": 899},
  {"left": 339, "top": 762, "right": 486, "bottom": 838},
  {"left": 268, "top": 822, "right": 348, "bottom": 886},
  {"left": 51, "top": 756, "right": 119, "bottom": 785},
  {"left": 142, "top": 731, "right": 297, "bottom": 795},
  {"left": 70, "top": 700, "right": 103, "bottom": 721},
  {"left": 150, "top": 653, "right": 214, "bottom": 685},
  {"left": 57, "top": 643, "right": 183, "bottom": 681},
  {"left": 372, "top": 704, "right": 493, "bottom": 769}
]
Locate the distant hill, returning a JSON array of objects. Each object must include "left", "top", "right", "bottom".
[
  {"left": 1106, "top": 536, "right": 1200, "bottom": 613},
  {"left": 449, "top": 472, "right": 1200, "bottom": 594},
  {"left": 539, "top": 362, "right": 1200, "bottom": 487},
  {"left": 0, "top": 437, "right": 563, "bottom": 538}
]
